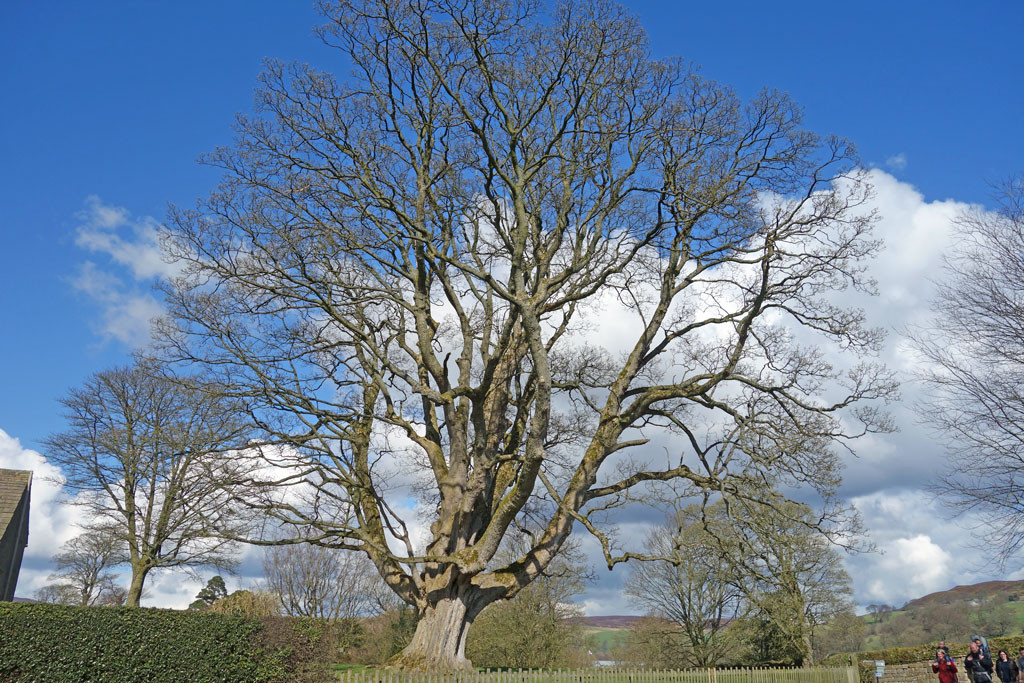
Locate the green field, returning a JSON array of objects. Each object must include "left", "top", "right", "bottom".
[{"left": 585, "top": 627, "right": 630, "bottom": 654}]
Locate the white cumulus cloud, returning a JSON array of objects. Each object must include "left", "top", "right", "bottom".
[
  {"left": 865, "top": 534, "right": 953, "bottom": 605},
  {"left": 846, "top": 488, "right": 999, "bottom": 609},
  {"left": 0, "top": 428, "right": 82, "bottom": 598}
]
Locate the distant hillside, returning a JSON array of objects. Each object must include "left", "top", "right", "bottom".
[
  {"left": 859, "top": 579, "right": 1024, "bottom": 651},
  {"left": 902, "top": 580, "right": 1024, "bottom": 610}
]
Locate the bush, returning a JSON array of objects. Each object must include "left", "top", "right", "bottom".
[
  {"left": 0, "top": 602, "right": 341, "bottom": 682},
  {"left": 259, "top": 615, "right": 346, "bottom": 683},
  {"left": 345, "top": 608, "right": 417, "bottom": 665},
  {"left": 210, "top": 589, "right": 280, "bottom": 617}
]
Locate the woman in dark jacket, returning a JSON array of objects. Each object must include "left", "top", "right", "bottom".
[
  {"left": 934, "top": 649, "right": 959, "bottom": 683},
  {"left": 995, "top": 650, "right": 1019, "bottom": 683}
]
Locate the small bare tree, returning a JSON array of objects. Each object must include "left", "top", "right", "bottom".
[
  {"left": 35, "top": 529, "right": 127, "bottom": 606},
  {"left": 44, "top": 357, "right": 253, "bottom": 606},
  {"left": 911, "top": 176, "right": 1024, "bottom": 562},
  {"left": 263, "top": 542, "right": 376, "bottom": 621},
  {"left": 158, "top": 0, "right": 894, "bottom": 669},
  {"left": 625, "top": 506, "right": 744, "bottom": 667}
]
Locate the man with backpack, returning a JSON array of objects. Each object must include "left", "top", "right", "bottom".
[{"left": 965, "top": 639, "right": 995, "bottom": 683}]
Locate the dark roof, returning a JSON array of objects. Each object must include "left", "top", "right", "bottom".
[{"left": 0, "top": 469, "right": 32, "bottom": 540}]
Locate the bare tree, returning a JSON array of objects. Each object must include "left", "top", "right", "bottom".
[
  {"left": 263, "top": 541, "right": 376, "bottom": 619},
  {"left": 811, "top": 612, "right": 865, "bottom": 662},
  {"left": 625, "top": 506, "right": 744, "bottom": 667},
  {"left": 626, "top": 496, "right": 856, "bottom": 666},
  {"left": 35, "top": 529, "right": 127, "bottom": 606},
  {"left": 709, "top": 498, "right": 857, "bottom": 665},
  {"left": 618, "top": 617, "right": 690, "bottom": 669},
  {"left": 44, "top": 358, "right": 253, "bottom": 606},
  {"left": 911, "top": 176, "right": 1024, "bottom": 562},
  {"left": 157, "top": 0, "right": 894, "bottom": 669},
  {"left": 264, "top": 542, "right": 377, "bottom": 652}
]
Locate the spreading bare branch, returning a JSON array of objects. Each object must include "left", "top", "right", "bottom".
[{"left": 156, "top": 0, "right": 894, "bottom": 669}]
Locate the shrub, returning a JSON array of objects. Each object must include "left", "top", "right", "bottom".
[
  {"left": 259, "top": 615, "right": 346, "bottom": 683},
  {"left": 0, "top": 602, "right": 341, "bottom": 682},
  {"left": 210, "top": 589, "right": 280, "bottom": 617},
  {"left": 345, "top": 608, "right": 417, "bottom": 665}
]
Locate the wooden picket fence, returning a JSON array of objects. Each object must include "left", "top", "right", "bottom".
[{"left": 338, "top": 665, "right": 859, "bottom": 683}]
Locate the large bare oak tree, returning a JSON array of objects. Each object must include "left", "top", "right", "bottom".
[{"left": 158, "top": 0, "right": 894, "bottom": 669}]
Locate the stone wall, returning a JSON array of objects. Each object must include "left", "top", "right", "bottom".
[{"left": 874, "top": 661, "right": 939, "bottom": 683}]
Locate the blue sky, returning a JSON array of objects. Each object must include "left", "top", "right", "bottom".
[
  {"left": 2, "top": 0, "right": 1021, "bottom": 450},
  {"left": 1, "top": 1, "right": 1023, "bottom": 610}
]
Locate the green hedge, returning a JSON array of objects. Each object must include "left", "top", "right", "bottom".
[
  {"left": 823, "top": 636, "right": 1024, "bottom": 677},
  {"left": 0, "top": 603, "right": 338, "bottom": 682}
]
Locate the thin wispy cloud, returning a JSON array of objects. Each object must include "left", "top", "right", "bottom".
[
  {"left": 885, "top": 153, "right": 908, "bottom": 172},
  {"left": 69, "top": 196, "right": 177, "bottom": 347},
  {"left": 75, "top": 195, "right": 180, "bottom": 281}
]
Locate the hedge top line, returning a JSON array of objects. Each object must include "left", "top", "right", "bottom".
[{"left": 823, "top": 635, "right": 1024, "bottom": 667}]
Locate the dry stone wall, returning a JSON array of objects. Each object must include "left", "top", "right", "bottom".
[{"left": 872, "top": 661, "right": 936, "bottom": 683}]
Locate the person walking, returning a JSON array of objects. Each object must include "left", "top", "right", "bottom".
[
  {"left": 966, "top": 640, "right": 995, "bottom": 683},
  {"left": 996, "top": 650, "right": 1019, "bottom": 683},
  {"left": 1015, "top": 648, "right": 1024, "bottom": 683},
  {"left": 934, "top": 648, "right": 960, "bottom": 683}
]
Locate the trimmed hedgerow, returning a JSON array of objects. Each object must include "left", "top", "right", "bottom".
[
  {"left": 822, "top": 635, "right": 1024, "bottom": 677},
  {"left": 0, "top": 602, "right": 296, "bottom": 682}
]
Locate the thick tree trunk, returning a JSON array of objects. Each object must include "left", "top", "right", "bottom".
[
  {"left": 801, "top": 628, "right": 815, "bottom": 666},
  {"left": 387, "top": 592, "right": 484, "bottom": 671},
  {"left": 126, "top": 565, "right": 150, "bottom": 607}
]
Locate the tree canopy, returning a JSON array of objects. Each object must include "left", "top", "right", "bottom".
[
  {"left": 158, "top": 0, "right": 894, "bottom": 669},
  {"left": 44, "top": 358, "right": 253, "bottom": 606},
  {"left": 35, "top": 529, "right": 127, "bottom": 607},
  {"left": 626, "top": 505, "right": 744, "bottom": 667}
]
